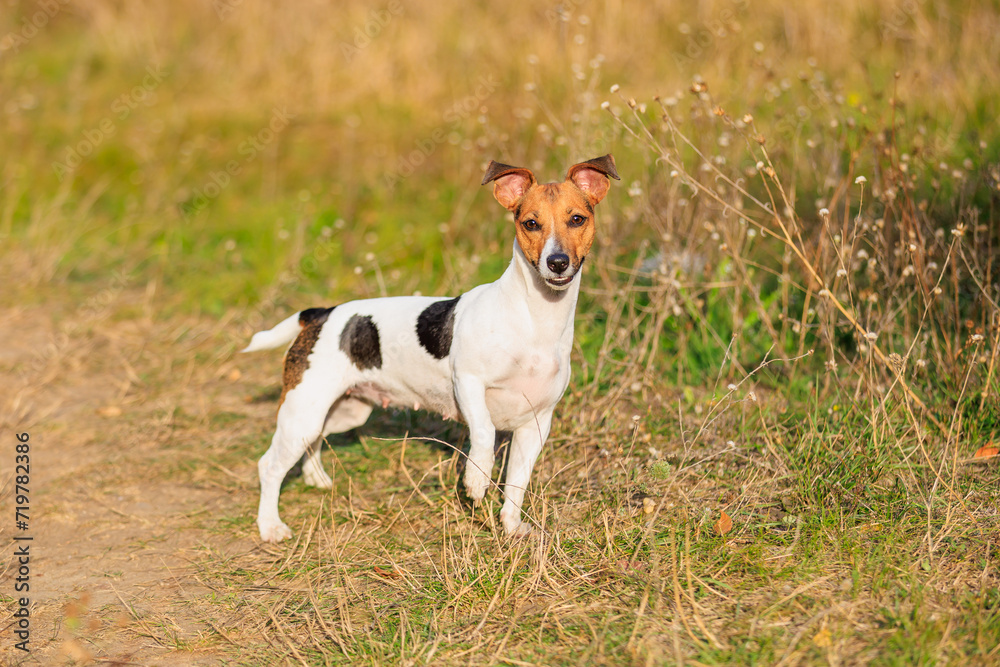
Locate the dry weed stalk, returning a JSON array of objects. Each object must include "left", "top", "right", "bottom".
[{"left": 605, "top": 92, "right": 951, "bottom": 431}]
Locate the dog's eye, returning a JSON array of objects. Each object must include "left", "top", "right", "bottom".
[
  {"left": 522, "top": 219, "right": 540, "bottom": 231},
  {"left": 568, "top": 214, "right": 586, "bottom": 227}
]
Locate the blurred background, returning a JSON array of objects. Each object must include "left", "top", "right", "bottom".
[{"left": 2, "top": 0, "right": 999, "bottom": 397}]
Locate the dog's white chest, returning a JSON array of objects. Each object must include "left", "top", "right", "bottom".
[
  {"left": 516, "top": 351, "right": 562, "bottom": 387},
  {"left": 485, "top": 348, "right": 568, "bottom": 428}
]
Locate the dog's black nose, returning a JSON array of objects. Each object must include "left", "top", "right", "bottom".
[{"left": 547, "top": 253, "right": 570, "bottom": 274}]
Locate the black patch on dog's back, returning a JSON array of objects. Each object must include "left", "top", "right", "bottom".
[
  {"left": 340, "top": 314, "right": 382, "bottom": 369},
  {"left": 416, "top": 297, "right": 460, "bottom": 360},
  {"left": 299, "top": 307, "right": 334, "bottom": 327}
]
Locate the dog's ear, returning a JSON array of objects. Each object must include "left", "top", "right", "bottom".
[
  {"left": 566, "top": 154, "right": 620, "bottom": 206},
  {"left": 482, "top": 161, "right": 536, "bottom": 211}
]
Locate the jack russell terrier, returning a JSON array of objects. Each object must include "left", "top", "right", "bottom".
[{"left": 243, "top": 154, "right": 619, "bottom": 542}]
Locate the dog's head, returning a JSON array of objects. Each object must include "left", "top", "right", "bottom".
[{"left": 482, "top": 155, "right": 619, "bottom": 290}]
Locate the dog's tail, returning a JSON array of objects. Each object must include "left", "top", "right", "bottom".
[{"left": 241, "top": 312, "right": 303, "bottom": 353}]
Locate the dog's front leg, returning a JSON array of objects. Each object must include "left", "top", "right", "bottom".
[
  {"left": 454, "top": 373, "right": 496, "bottom": 502},
  {"left": 500, "top": 411, "right": 552, "bottom": 536}
]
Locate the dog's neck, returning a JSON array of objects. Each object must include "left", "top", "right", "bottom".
[{"left": 495, "top": 242, "right": 582, "bottom": 339}]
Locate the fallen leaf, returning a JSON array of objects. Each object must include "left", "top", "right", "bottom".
[
  {"left": 617, "top": 558, "right": 649, "bottom": 572},
  {"left": 97, "top": 405, "right": 122, "bottom": 418},
  {"left": 974, "top": 444, "right": 999, "bottom": 459},
  {"left": 714, "top": 511, "right": 733, "bottom": 536},
  {"left": 812, "top": 627, "right": 832, "bottom": 647},
  {"left": 373, "top": 565, "right": 401, "bottom": 580}
]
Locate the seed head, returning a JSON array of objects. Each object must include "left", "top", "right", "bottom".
[{"left": 889, "top": 353, "right": 905, "bottom": 375}]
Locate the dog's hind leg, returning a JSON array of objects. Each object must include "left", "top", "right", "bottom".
[
  {"left": 257, "top": 417, "right": 323, "bottom": 542},
  {"left": 301, "top": 396, "right": 374, "bottom": 489},
  {"left": 257, "top": 384, "right": 351, "bottom": 542}
]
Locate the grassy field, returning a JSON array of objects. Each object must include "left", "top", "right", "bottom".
[{"left": 2, "top": 0, "right": 999, "bottom": 664}]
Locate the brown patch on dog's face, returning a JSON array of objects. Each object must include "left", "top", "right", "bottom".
[
  {"left": 482, "top": 155, "right": 619, "bottom": 288},
  {"left": 512, "top": 182, "right": 596, "bottom": 273}
]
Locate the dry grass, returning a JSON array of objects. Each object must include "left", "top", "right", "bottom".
[{"left": 2, "top": 0, "right": 999, "bottom": 665}]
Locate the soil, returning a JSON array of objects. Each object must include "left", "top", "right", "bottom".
[{"left": 1, "top": 299, "right": 272, "bottom": 665}]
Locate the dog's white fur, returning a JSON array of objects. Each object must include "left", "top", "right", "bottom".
[{"left": 244, "top": 155, "right": 618, "bottom": 542}]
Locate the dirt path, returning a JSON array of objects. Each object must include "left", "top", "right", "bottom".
[{"left": 1, "top": 299, "right": 270, "bottom": 665}]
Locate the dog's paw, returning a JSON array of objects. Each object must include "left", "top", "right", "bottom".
[
  {"left": 302, "top": 466, "right": 333, "bottom": 489},
  {"left": 463, "top": 467, "right": 491, "bottom": 502},
  {"left": 501, "top": 511, "right": 533, "bottom": 537},
  {"left": 258, "top": 521, "right": 293, "bottom": 543}
]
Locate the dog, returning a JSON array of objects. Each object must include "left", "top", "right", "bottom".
[{"left": 243, "top": 155, "right": 619, "bottom": 542}]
